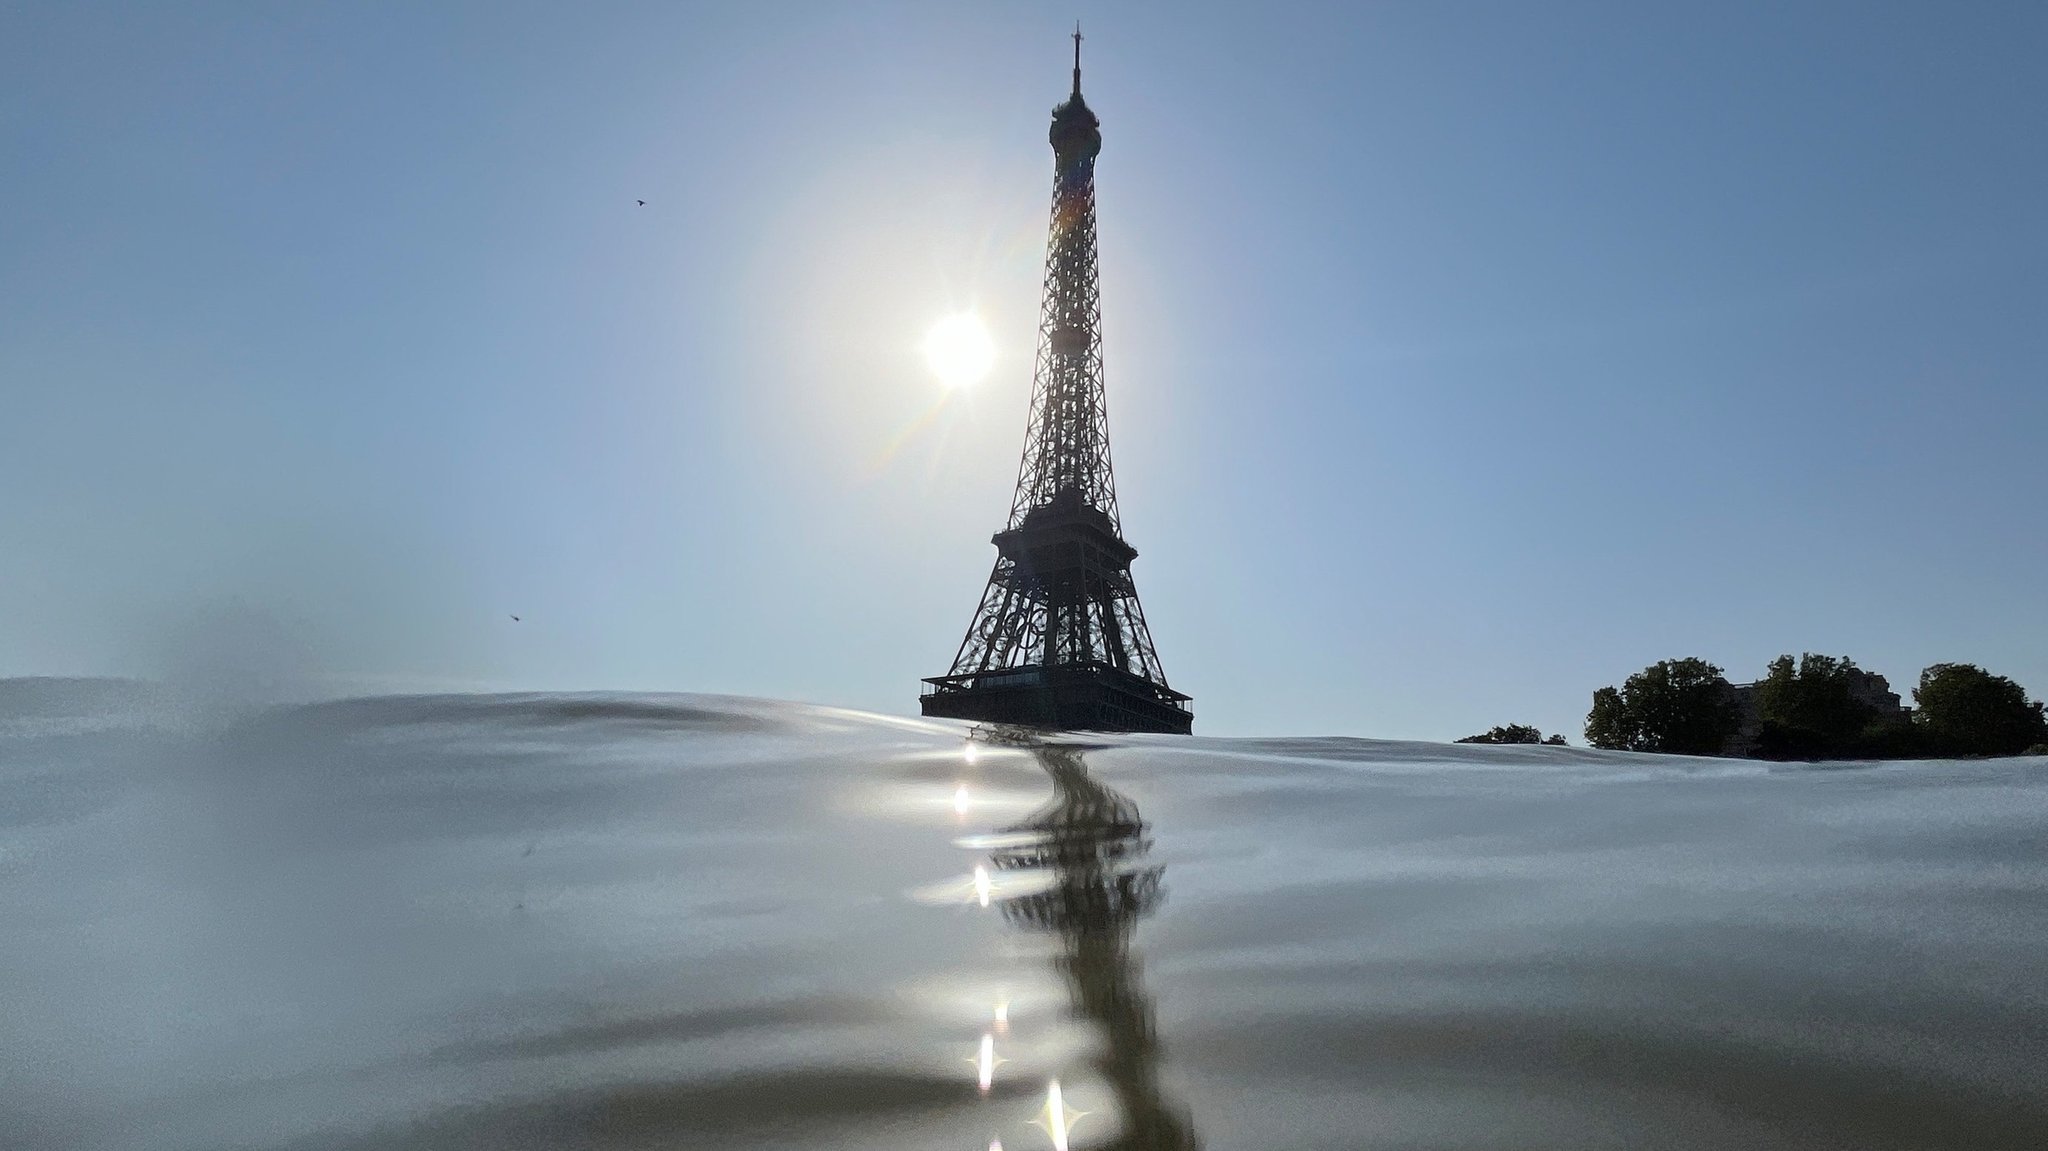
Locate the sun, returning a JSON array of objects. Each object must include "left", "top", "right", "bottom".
[{"left": 922, "top": 312, "right": 995, "bottom": 389}]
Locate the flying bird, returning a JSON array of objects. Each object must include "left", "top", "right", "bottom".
[
  {"left": 636, "top": 199, "right": 646, "bottom": 206},
  {"left": 510, "top": 614, "right": 521, "bottom": 622}
]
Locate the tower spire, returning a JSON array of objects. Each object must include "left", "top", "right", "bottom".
[
  {"left": 920, "top": 38, "right": 1192, "bottom": 735},
  {"left": 1071, "top": 22, "right": 1083, "bottom": 96}
]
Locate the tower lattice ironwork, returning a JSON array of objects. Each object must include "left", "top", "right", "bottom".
[{"left": 921, "top": 32, "right": 1192, "bottom": 734}]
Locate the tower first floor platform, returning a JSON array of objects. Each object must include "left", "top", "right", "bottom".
[{"left": 921, "top": 662, "right": 1193, "bottom": 734}]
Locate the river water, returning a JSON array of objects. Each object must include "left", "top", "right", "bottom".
[{"left": 4, "top": 683, "right": 2046, "bottom": 1150}]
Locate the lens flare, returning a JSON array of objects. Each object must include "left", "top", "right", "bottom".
[
  {"left": 954, "top": 784, "right": 972, "bottom": 815},
  {"left": 973, "top": 864, "right": 993, "bottom": 907}
]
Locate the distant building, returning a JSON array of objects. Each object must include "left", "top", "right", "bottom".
[{"left": 1721, "top": 668, "right": 1913, "bottom": 757}]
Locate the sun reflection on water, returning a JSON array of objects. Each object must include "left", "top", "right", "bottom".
[
  {"left": 1036, "top": 1079, "right": 1085, "bottom": 1151},
  {"left": 970, "top": 1031, "right": 1002, "bottom": 1094}
]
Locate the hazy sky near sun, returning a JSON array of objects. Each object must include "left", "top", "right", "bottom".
[{"left": 4, "top": 2, "right": 2045, "bottom": 739}]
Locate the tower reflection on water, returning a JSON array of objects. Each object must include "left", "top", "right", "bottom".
[{"left": 981, "top": 737, "right": 1199, "bottom": 1150}]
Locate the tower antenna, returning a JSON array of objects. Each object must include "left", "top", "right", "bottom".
[{"left": 1071, "top": 22, "right": 1083, "bottom": 96}]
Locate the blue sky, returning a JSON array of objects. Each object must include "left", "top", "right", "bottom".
[{"left": 3, "top": 2, "right": 2044, "bottom": 739}]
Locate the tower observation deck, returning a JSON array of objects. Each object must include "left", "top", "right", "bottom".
[{"left": 921, "top": 32, "right": 1193, "bottom": 734}]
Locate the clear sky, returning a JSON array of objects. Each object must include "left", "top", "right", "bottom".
[{"left": 4, "top": 2, "right": 2044, "bottom": 739}]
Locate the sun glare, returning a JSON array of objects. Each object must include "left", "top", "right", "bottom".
[{"left": 923, "top": 313, "right": 995, "bottom": 388}]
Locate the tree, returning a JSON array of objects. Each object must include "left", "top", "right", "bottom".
[
  {"left": 1584, "top": 658, "right": 1740, "bottom": 755},
  {"left": 1456, "top": 723, "right": 1546, "bottom": 745},
  {"left": 1586, "top": 686, "right": 1630, "bottom": 750},
  {"left": 1914, "top": 664, "right": 2047, "bottom": 757},
  {"left": 1752, "top": 652, "right": 1906, "bottom": 759}
]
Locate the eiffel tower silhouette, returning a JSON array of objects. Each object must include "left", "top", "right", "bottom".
[{"left": 921, "top": 31, "right": 1193, "bottom": 734}]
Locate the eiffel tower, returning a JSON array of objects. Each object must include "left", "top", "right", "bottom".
[{"left": 921, "top": 32, "right": 1193, "bottom": 734}]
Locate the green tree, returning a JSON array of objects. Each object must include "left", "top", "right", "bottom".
[
  {"left": 1752, "top": 652, "right": 1903, "bottom": 759},
  {"left": 1914, "top": 664, "right": 2047, "bottom": 757},
  {"left": 1586, "top": 686, "right": 1630, "bottom": 750},
  {"left": 1456, "top": 723, "right": 1546, "bottom": 745},
  {"left": 1584, "top": 658, "right": 1740, "bottom": 755}
]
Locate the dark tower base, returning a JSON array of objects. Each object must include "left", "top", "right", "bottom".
[{"left": 922, "top": 664, "right": 1192, "bottom": 734}]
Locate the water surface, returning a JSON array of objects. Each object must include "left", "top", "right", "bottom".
[{"left": 4, "top": 684, "right": 2046, "bottom": 1149}]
